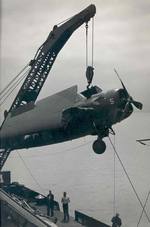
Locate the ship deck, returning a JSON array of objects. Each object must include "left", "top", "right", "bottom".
[
  {"left": 32, "top": 205, "right": 83, "bottom": 227},
  {"left": 1, "top": 181, "right": 110, "bottom": 227}
]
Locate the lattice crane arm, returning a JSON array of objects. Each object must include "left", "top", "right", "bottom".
[{"left": 8, "top": 4, "right": 96, "bottom": 114}]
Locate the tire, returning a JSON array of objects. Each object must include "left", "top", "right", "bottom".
[{"left": 92, "top": 139, "right": 106, "bottom": 154}]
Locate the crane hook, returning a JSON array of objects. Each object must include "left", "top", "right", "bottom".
[{"left": 86, "top": 66, "right": 94, "bottom": 89}]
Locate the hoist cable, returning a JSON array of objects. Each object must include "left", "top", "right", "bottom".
[
  {"left": 16, "top": 151, "right": 44, "bottom": 193},
  {"left": 0, "top": 63, "right": 29, "bottom": 97},
  {"left": 34, "top": 16, "right": 74, "bottom": 59},
  {"left": 109, "top": 136, "right": 150, "bottom": 223},
  {"left": 33, "top": 45, "right": 43, "bottom": 60},
  {"left": 85, "top": 22, "right": 88, "bottom": 69},
  {"left": 91, "top": 17, "right": 94, "bottom": 67},
  {"left": 0, "top": 68, "right": 30, "bottom": 107},
  {"left": 113, "top": 135, "right": 116, "bottom": 215},
  {"left": 0, "top": 67, "right": 30, "bottom": 102},
  {"left": 137, "top": 190, "right": 150, "bottom": 227},
  {"left": 0, "top": 68, "right": 29, "bottom": 106},
  {"left": 56, "top": 15, "right": 73, "bottom": 26}
]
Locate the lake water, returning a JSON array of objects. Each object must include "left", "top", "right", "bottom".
[{"left": 3, "top": 113, "right": 150, "bottom": 227}]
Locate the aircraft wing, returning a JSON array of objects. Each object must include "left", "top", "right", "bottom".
[
  {"left": 36, "top": 85, "right": 83, "bottom": 106},
  {"left": 0, "top": 86, "right": 84, "bottom": 138}
]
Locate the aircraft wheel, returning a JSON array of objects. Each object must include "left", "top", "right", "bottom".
[{"left": 92, "top": 139, "right": 106, "bottom": 154}]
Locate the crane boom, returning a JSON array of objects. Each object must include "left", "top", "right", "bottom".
[
  {"left": 8, "top": 4, "right": 96, "bottom": 114},
  {"left": 0, "top": 4, "right": 96, "bottom": 170}
]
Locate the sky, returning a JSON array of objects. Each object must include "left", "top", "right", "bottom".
[
  {"left": 1, "top": 0, "right": 150, "bottom": 114},
  {"left": 1, "top": 1, "right": 150, "bottom": 226}
]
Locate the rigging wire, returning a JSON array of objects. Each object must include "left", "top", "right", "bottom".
[
  {"left": 0, "top": 63, "right": 29, "bottom": 97},
  {"left": 113, "top": 135, "right": 116, "bottom": 215},
  {"left": 56, "top": 15, "right": 73, "bottom": 26},
  {"left": 85, "top": 19, "right": 95, "bottom": 69},
  {"left": 13, "top": 140, "right": 93, "bottom": 195},
  {"left": 16, "top": 150, "right": 44, "bottom": 193},
  {"left": 85, "top": 22, "right": 88, "bottom": 69},
  {"left": 9, "top": 140, "right": 93, "bottom": 159},
  {"left": 85, "top": 19, "right": 95, "bottom": 88},
  {"left": 0, "top": 67, "right": 30, "bottom": 102},
  {"left": 109, "top": 136, "right": 150, "bottom": 224},
  {"left": 0, "top": 68, "right": 30, "bottom": 107},
  {"left": 91, "top": 17, "right": 94, "bottom": 68},
  {"left": 137, "top": 190, "right": 150, "bottom": 227},
  {"left": 40, "top": 140, "right": 92, "bottom": 156}
]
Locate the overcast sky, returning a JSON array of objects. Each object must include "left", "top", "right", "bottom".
[
  {"left": 1, "top": 1, "right": 150, "bottom": 226},
  {"left": 1, "top": 0, "right": 150, "bottom": 115}
]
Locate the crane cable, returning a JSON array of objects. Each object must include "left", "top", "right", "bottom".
[
  {"left": 0, "top": 67, "right": 29, "bottom": 101},
  {"left": 15, "top": 139, "right": 94, "bottom": 194},
  {"left": 16, "top": 150, "right": 44, "bottom": 193},
  {"left": 85, "top": 18, "right": 95, "bottom": 88},
  {"left": 85, "top": 22, "right": 88, "bottom": 69},
  {"left": 91, "top": 17, "right": 94, "bottom": 68},
  {"left": 56, "top": 15, "right": 73, "bottom": 26},
  {"left": 0, "top": 34, "right": 49, "bottom": 105},
  {"left": 0, "top": 67, "right": 30, "bottom": 107},
  {"left": 85, "top": 17, "right": 94, "bottom": 69},
  {"left": 0, "top": 37, "right": 47, "bottom": 105},
  {"left": 0, "top": 63, "right": 29, "bottom": 98},
  {"left": 109, "top": 136, "right": 150, "bottom": 224},
  {"left": 137, "top": 190, "right": 150, "bottom": 226},
  {"left": 113, "top": 135, "right": 116, "bottom": 215}
]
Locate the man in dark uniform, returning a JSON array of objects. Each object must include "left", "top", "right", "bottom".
[
  {"left": 47, "top": 190, "right": 54, "bottom": 217},
  {"left": 111, "top": 213, "right": 122, "bottom": 227}
]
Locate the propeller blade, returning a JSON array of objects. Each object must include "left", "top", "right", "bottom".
[
  {"left": 114, "top": 68, "right": 129, "bottom": 97},
  {"left": 132, "top": 100, "right": 143, "bottom": 110},
  {"left": 114, "top": 68, "right": 143, "bottom": 110},
  {"left": 121, "top": 101, "right": 133, "bottom": 120}
]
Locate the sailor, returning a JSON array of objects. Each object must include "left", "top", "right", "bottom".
[
  {"left": 111, "top": 213, "right": 122, "bottom": 227},
  {"left": 61, "top": 192, "right": 70, "bottom": 222},
  {"left": 46, "top": 190, "right": 54, "bottom": 217}
]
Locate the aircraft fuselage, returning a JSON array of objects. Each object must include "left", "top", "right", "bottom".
[{"left": 0, "top": 86, "right": 133, "bottom": 151}]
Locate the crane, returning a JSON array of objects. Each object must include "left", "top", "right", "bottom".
[
  {"left": 0, "top": 4, "right": 96, "bottom": 170},
  {"left": 0, "top": 4, "right": 142, "bottom": 169}
]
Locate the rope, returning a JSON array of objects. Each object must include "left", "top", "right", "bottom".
[
  {"left": 56, "top": 15, "right": 73, "bottom": 26},
  {"left": 113, "top": 135, "right": 116, "bottom": 215},
  {"left": 85, "top": 19, "right": 94, "bottom": 69},
  {"left": 85, "top": 22, "right": 88, "bottom": 69},
  {"left": 16, "top": 151, "right": 44, "bottom": 193},
  {"left": 137, "top": 190, "right": 150, "bottom": 227},
  {"left": 109, "top": 136, "right": 150, "bottom": 224},
  {"left": 0, "top": 63, "right": 29, "bottom": 97},
  {"left": 9, "top": 140, "right": 93, "bottom": 159},
  {"left": 14, "top": 140, "right": 93, "bottom": 193},
  {"left": 0, "top": 68, "right": 30, "bottom": 107},
  {"left": 0, "top": 68, "right": 29, "bottom": 101},
  {"left": 91, "top": 17, "right": 94, "bottom": 67}
]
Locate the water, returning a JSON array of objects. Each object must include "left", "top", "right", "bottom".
[{"left": 4, "top": 113, "right": 150, "bottom": 227}]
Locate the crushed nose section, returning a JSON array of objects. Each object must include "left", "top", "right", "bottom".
[{"left": 62, "top": 106, "right": 94, "bottom": 128}]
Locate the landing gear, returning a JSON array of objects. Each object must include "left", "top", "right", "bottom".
[{"left": 92, "top": 139, "right": 106, "bottom": 154}]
